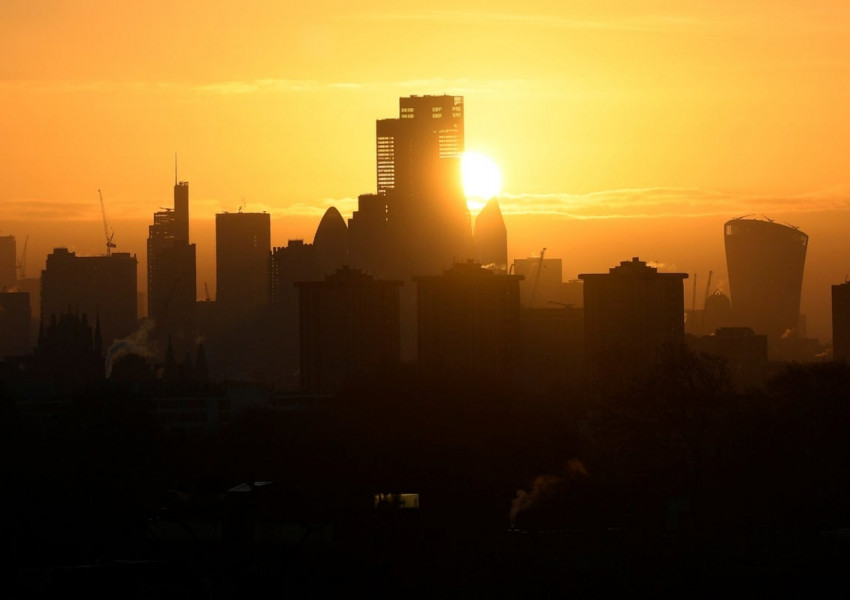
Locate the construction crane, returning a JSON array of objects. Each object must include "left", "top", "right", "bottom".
[
  {"left": 99, "top": 189, "right": 116, "bottom": 256},
  {"left": 17, "top": 234, "right": 29, "bottom": 280},
  {"left": 529, "top": 247, "right": 547, "bottom": 308}
]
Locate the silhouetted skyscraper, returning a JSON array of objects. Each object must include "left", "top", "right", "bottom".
[
  {"left": 148, "top": 180, "right": 197, "bottom": 329},
  {"left": 297, "top": 266, "right": 402, "bottom": 393},
  {"left": 832, "top": 282, "right": 850, "bottom": 362},
  {"left": 580, "top": 257, "right": 687, "bottom": 377},
  {"left": 0, "top": 235, "right": 15, "bottom": 290},
  {"left": 473, "top": 198, "right": 507, "bottom": 273},
  {"left": 414, "top": 261, "right": 522, "bottom": 378},
  {"left": 348, "top": 193, "right": 389, "bottom": 277},
  {"left": 724, "top": 217, "right": 808, "bottom": 341},
  {"left": 41, "top": 248, "right": 138, "bottom": 350},
  {"left": 313, "top": 206, "right": 349, "bottom": 278},
  {"left": 377, "top": 95, "right": 464, "bottom": 197},
  {"left": 376, "top": 95, "right": 471, "bottom": 276},
  {"left": 269, "top": 240, "right": 318, "bottom": 305},
  {"left": 215, "top": 212, "right": 271, "bottom": 307}
]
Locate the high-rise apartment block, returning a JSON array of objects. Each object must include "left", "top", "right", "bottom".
[
  {"left": 148, "top": 179, "right": 196, "bottom": 329},
  {"left": 414, "top": 261, "right": 522, "bottom": 377},
  {"left": 297, "top": 266, "right": 402, "bottom": 393},
  {"left": 215, "top": 212, "right": 271, "bottom": 307},
  {"left": 41, "top": 248, "right": 138, "bottom": 349},
  {"left": 580, "top": 257, "right": 687, "bottom": 376}
]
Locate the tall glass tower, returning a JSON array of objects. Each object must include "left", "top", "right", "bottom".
[
  {"left": 724, "top": 217, "right": 808, "bottom": 340},
  {"left": 374, "top": 95, "right": 470, "bottom": 276}
]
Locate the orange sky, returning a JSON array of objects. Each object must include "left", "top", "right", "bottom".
[{"left": 2, "top": 2, "right": 850, "bottom": 340}]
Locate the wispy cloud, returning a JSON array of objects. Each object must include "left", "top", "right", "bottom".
[
  {"left": 275, "top": 197, "right": 359, "bottom": 219},
  {"left": 0, "top": 198, "right": 100, "bottom": 221},
  {"left": 345, "top": 10, "right": 706, "bottom": 33},
  {"left": 188, "top": 196, "right": 359, "bottom": 220},
  {"left": 190, "top": 77, "right": 530, "bottom": 96},
  {"left": 492, "top": 187, "right": 850, "bottom": 220},
  {"left": 4, "top": 187, "right": 848, "bottom": 227},
  {"left": 0, "top": 76, "right": 534, "bottom": 97},
  {"left": 0, "top": 196, "right": 176, "bottom": 222},
  {"left": 346, "top": 8, "right": 850, "bottom": 35}
]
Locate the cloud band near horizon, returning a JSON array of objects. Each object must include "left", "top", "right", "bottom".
[{"left": 2, "top": 186, "right": 849, "bottom": 224}]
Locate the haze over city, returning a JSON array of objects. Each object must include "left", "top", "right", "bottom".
[
  {"left": 5, "top": 3, "right": 850, "bottom": 595},
  {"left": 3, "top": 2, "right": 850, "bottom": 340}
]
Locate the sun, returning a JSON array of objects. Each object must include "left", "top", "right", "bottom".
[{"left": 461, "top": 152, "right": 502, "bottom": 210}]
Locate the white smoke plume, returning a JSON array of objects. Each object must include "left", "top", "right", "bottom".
[
  {"left": 105, "top": 318, "right": 158, "bottom": 378},
  {"left": 509, "top": 458, "right": 588, "bottom": 527}
]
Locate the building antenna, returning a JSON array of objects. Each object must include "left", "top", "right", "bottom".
[{"left": 174, "top": 153, "right": 178, "bottom": 186}]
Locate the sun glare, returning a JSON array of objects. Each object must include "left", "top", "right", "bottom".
[{"left": 462, "top": 152, "right": 502, "bottom": 211}]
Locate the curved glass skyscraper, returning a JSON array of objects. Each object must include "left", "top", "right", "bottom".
[{"left": 724, "top": 217, "right": 808, "bottom": 340}]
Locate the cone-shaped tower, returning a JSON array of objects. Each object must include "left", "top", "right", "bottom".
[
  {"left": 314, "top": 207, "right": 349, "bottom": 277},
  {"left": 473, "top": 198, "right": 507, "bottom": 273}
]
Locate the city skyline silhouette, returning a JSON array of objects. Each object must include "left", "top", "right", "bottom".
[
  {"left": 3, "top": 4, "right": 850, "bottom": 341},
  {"left": 3, "top": 3, "right": 850, "bottom": 595}
]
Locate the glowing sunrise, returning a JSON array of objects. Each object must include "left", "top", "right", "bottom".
[
  {"left": 5, "top": 3, "right": 850, "bottom": 593},
  {"left": 2, "top": 2, "right": 850, "bottom": 338},
  {"left": 462, "top": 152, "right": 503, "bottom": 210}
]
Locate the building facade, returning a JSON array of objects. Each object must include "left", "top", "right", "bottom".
[
  {"left": 414, "top": 261, "right": 522, "bottom": 377},
  {"left": 297, "top": 267, "right": 402, "bottom": 393},
  {"left": 40, "top": 248, "right": 138, "bottom": 349},
  {"left": 215, "top": 212, "right": 271, "bottom": 307},
  {"left": 580, "top": 257, "right": 687, "bottom": 377}
]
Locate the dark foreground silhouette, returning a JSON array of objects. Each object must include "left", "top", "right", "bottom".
[{"left": 3, "top": 353, "right": 850, "bottom": 596}]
